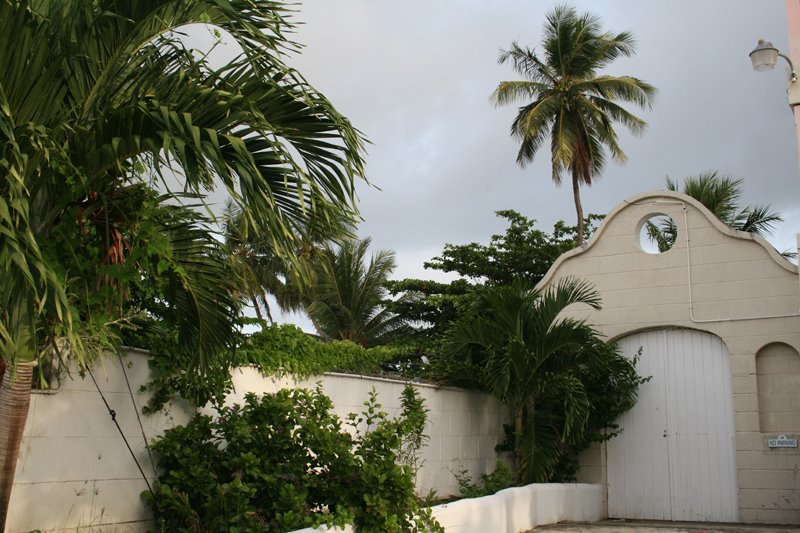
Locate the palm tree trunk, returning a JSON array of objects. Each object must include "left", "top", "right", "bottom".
[
  {"left": 0, "top": 361, "right": 34, "bottom": 531},
  {"left": 513, "top": 410, "right": 525, "bottom": 484},
  {"left": 572, "top": 171, "right": 585, "bottom": 246},
  {"left": 251, "top": 295, "right": 264, "bottom": 322}
]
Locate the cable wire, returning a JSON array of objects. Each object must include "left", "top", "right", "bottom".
[{"left": 87, "top": 365, "right": 155, "bottom": 497}]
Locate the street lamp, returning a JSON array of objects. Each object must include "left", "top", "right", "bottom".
[
  {"left": 750, "top": 39, "right": 800, "bottom": 105},
  {"left": 750, "top": 38, "right": 800, "bottom": 281}
]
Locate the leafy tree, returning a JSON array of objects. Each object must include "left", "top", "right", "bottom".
[
  {"left": 491, "top": 5, "right": 655, "bottom": 245},
  {"left": 306, "top": 238, "right": 409, "bottom": 346},
  {"left": 425, "top": 210, "right": 603, "bottom": 285},
  {"left": 647, "top": 171, "right": 784, "bottom": 252},
  {"left": 0, "top": 1, "right": 365, "bottom": 526},
  {"left": 443, "top": 278, "right": 643, "bottom": 483},
  {"left": 385, "top": 211, "right": 602, "bottom": 340}
]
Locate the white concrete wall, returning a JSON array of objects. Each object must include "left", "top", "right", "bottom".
[
  {"left": 431, "top": 483, "right": 604, "bottom": 533},
  {"left": 8, "top": 349, "right": 192, "bottom": 533},
  {"left": 540, "top": 190, "right": 800, "bottom": 524},
  {"left": 8, "top": 353, "right": 507, "bottom": 532},
  {"left": 291, "top": 483, "right": 605, "bottom": 533}
]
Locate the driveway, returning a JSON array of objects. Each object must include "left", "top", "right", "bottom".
[{"left": 528, "top": 520, "right": 800, "bottom": 533}]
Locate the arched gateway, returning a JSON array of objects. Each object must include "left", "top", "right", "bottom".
[{"left": 609, "top": 328, "right": 737, "bottom": 521}]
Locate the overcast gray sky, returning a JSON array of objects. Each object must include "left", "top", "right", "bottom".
[{"left": 222, "top": 1, "right": 800, "bottom": 330}]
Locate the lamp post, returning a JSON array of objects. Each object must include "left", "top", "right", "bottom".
[
  {"left": 749, "top": 37, "right": 800, "bottom": 278},
  {"left": 749, "top": 39, "right": 800, "bottom": 102}
]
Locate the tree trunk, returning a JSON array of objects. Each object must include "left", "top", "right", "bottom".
[
  {"left": 513, "top": 410, "right": 525, "bottom": 484},
  {"left": 572, "top": 171, "right": 585, "bottom": 246},
  {"left": 251, "top": 295, "right": 264, "bottom": 321},
  {"left": 0, "top": 362, "right": 34, "bottom": 531}
]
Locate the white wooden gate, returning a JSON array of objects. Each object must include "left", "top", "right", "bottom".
[{"left": 608, "top": 329, "right": 738, "bottom": 522}]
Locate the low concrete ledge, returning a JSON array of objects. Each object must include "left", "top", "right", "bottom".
[
  {"left": 291, "top": 483, "right": 605, "bottom": 533},
  {"left": 431, "top": 483, "right": 605, "bottom": 532}
]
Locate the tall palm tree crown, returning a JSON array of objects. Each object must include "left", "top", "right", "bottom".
[
  {"left": 667, "top": 171, "right": 782, "bottom": 236},
  {"left": 491, "top": 5, "right": 655, "bottom": 245},
  {"left": 647, "top": 171, "right": 784, "bottom": 253}
]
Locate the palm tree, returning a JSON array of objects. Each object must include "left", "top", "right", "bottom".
[
  {"left": 305, "top": 238, "right": 409, "bottom": 346},
  {"left": 669, "top": 171, "right": 782, "bottom": 235},
  {"left": 0, "top": 1, "right": 366, "bottom": 526},
  {"left": 647, "top": 171, "right": 784, "bottom": 252},
  {"left": 491, "top": 5, "right": 655, "bottom": 246},
  {"left": 445, "top": 277, "right": 603, "bottom": 483},
  {"left": 223, "top": 201, "right": 355, "bottom": 324}
]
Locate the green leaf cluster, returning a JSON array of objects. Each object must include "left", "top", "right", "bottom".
[
  {"left": 145, "top": 385, "right": 443, "bottom": 533},
  {"left": 440, "top": 279, "right": 647, "bottom": 483},
  {"left": 385, "top": 210, "right": 602, "bottom": 342},
  {"left": 239, "top": 323, "right": 414, "bottom": 379},
  {"left": 491, "top": 4, "right": 655, "bottom": 245},
  {"left": 454, "top": 459, "right": 515, "bottom": 499},
  {"left": 139, "top": 323, "right": 426, "bottom": 414}
]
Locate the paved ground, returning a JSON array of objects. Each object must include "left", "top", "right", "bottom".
[{"left": 528, "top": 520, "right": 800, "bottom": 533}]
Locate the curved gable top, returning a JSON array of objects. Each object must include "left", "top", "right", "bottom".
[
  {"left": 539, "top": 190, "right": 797, "bottom": 290},
  {"left": 536, "top": 190, "right": 800, "bottom": 338}
]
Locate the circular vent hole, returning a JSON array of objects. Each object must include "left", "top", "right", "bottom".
[{"left": 639, "top": 214, "right": 676, "bottom": 254}]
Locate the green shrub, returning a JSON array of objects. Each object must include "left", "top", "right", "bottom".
[
  {"left": 145, "top": 384, "right": 442, "bottom": 533},
  {"left": 239, "top": 323, "right": 409, "bottom": 378},
  {"left": 454, "top": 459, "right": 515, "bottom": 499}
]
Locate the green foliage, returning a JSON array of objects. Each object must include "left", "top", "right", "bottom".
[
  {"left": 0, "top": 1, "right": 367, "bottom": 526},
  {"left": 425, "top": 210, "right": 603, "bottom": 286},
  {"left": 454, "top": 460, "right": 515, "bottom": 499},
  {"left": 138, "top": 331, "right": 238, "bottom": 414},
  {"left": 138, "top": 323, "right": 427, "bottom": 413},
  {"left": 550, "top": 345, "right": 649, "bottom": 481},
  {"left": 385, "top": 211, "right": 603, "bottom": 342},
  {"left": 397, "top": 385, "right": 431, "bottom": 484},
  {"left": 646, "top": 171, "right": 785, "bottom": 253},
  {"left": 145, "top": 385, "right": 442, "bottom": 533},
  {"left": 305, "top": 238, "right": 410, "bottom": 346},
  {"left": 442, "top": 279, "right": 645, "bottom": 483},
  {"left": 239, "top": 323, "right": 408, "bottom": 379}
]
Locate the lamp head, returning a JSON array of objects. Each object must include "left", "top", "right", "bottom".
[{"left": 750, "top": 39, "right": 779, "bottom": 72}]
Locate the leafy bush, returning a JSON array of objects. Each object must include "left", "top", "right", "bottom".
[
  {"left": 239, "top": 323, "right": 414, "bottom": 378},
  {"left": 140, "top": 323, "right": 423, "bottom": 413},
  {"left": 454, "top": 459, "right": 515, "bottom": 499},
  {"left": 145, "top": 384, "right": 442, "bottom": 533}
]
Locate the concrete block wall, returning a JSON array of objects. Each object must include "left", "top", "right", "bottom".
[
  {"left": 539, "top": 191, "right": 800, "bottom": 525},
  {"left": 8, "top": 349, "right": 192, "bottom": 532},
  {"left": 8, "top": 353, "right": 507, "bottom": 532}
]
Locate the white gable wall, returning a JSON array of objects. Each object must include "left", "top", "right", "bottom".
[{"left": 538, "top": 191, "right": 800, "bottom": 525}]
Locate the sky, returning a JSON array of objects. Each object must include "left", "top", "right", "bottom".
[{"left": 205, "top": 1, "right": 800, "bottom": 331}]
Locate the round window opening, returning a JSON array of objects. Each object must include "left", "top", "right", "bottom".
[{"left": 638, "top": 214, "right": 676, "bottom": 254}]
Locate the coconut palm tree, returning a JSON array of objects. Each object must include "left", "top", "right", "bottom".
[
  {"left": 669, "top": 171, "right": 782, "bottom": 235},
  {"left": 647, "top": 171, "right": 784, "bottom": 252},
  {"left": 491, "top": 5, "right": 655, "bottom": 246},
  {"left": 223, "top": 202, "right": 355, "bottom": 324},
  {"left": 445, "top": 277, "right": 603, "bottom": 483},
  {"left": 0, "top": 1, "right": 366, "bottom": 526},
  {"left": 305, "top": 238, "right": 409, "bottom": 346}
]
